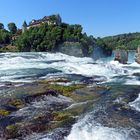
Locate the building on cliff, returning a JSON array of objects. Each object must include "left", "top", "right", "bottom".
[{"left": 22, "top": 14, "right": 62, "bottom": 33}]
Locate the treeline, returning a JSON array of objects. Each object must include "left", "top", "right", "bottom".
[
  {"left": 0, "top": 21, "right": 139, "bottom": 53},
  {"left": 15, "top": 23, "right": 95, "bottom": 54},
  {"left": 101, "top": 32, "right": 140, "bottom": 50},
  {"left": 0, "top": 22, "right": 18, "bottom": 45}
]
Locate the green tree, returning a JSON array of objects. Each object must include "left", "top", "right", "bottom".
[
  {"left": 0, "top": 23, "right": 4, "bottom": 30},
  {"left": 8, "top": 22, "right": 17, "bottom": 34},
  {"left": 0, "top": 29, "right": 11, "bottom": 44},
  {"left": 15, "top": 23, "right": 95, "bottom": 54}
]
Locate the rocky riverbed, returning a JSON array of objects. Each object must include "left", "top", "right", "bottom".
[
  {"left": 0, "top": 78, "right": 140, "bottom": 140},
  {"left": 0, "top": 52, "right": 139, "bottom": 140},
  {"left": 0, "top": 77, "right": 110, "bottom": 139}
]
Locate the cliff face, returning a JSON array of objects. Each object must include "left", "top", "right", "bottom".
[
  {"left": 135, "top": 46, "right": 140, "bottom": 64},
  {"left": 92, "top": 45, "right": 112, "bottom": 60},
  {"left": 57, "top": 42, "right": 112, "bottom": 58},
  {"left": 57, "top": 42, "right": 85, "bottom": 57}
]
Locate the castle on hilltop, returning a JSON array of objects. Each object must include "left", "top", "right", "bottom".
[{"left": 22, "top": 14, "right": 62, "bottom": 33}]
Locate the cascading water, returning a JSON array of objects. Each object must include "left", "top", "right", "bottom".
[
  {"left": 0, "top": 52, "right": 138, "bottom": 84},
  {"left": 66, "top": 115, "right": 133, "bottom": 140},
  {"left": 0, "top": 52, "right": 140, "bottom": 140}
]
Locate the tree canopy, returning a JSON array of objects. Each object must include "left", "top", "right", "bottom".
[
  {"left": 8, "top": 22, "right": 17, "bottom": 34},
  {"left": 15, "top": 23, "right": 95, "bottom": 54},
  {"left": 101, "top": 32, "right": 140, "bottom": 50},
  {"left": 0, "top": 23, "right": 4, "bottom": 30}
]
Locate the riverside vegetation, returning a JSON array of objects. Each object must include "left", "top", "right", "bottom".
[
  {"left": 1, "top": 16, "right": 139, "bottom": 55},
  {"left": 0, "top": 21, "right": 96, "bottom": 55}
]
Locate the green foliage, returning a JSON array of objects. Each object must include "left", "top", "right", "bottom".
[
  {"left": 102, "top": 32, "right": 140, "bottom": 50},
  {"left": 80, "top": 33, "right": 95, "bottom": 56},
  {"left": 0, "top": 29, "right": 11, "bottom": 44},
  {"left": 116, "top": 45, "right": 127, "bottom": 50},
  {"left": 8, "top": 22, "right": 17, "bottom": 34},
  {"left": 48, "top": 15, "right": 58, "bottom": 24},
  {"left": 0, "top": 23, "right": 4, "bottom": 30},
  {"left": 96, "top": 37, "right": 112, "bottom": 55},
  {"left": 15, "top": 23, "right": 95, "bottom": 53}
]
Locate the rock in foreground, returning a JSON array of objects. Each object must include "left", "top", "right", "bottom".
[{"left": 114, "top": 49, "right": 128, "bottom": 64}]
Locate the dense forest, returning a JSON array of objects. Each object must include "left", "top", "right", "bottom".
[{"left": 101, "top": 32, "right": 140, "bottom": 50}]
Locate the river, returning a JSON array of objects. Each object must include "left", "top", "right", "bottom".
[{"left": 0, "top": 52, "right": 140, "bottom": 140}]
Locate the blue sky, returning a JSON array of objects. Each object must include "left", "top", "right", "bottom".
[{"left": 0, "top": 0, "right": 140, "bottom": 37}]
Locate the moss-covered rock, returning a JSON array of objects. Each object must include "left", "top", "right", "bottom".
[
  {"left": 53, "top": 112, "right": 72, "bottom": 121},
  {"left": 6, "top": 124, "right": 17, "bottom": 130},
  {"left": 46, "top": 84, "right": 85, "bottom": 97},
  {"left": 8, "top": 99, "right": 25, "bottom": 109},
  {"left": 39, "top": 78, "right": 71, "bottom": 84},
  {"left": 0, "top": 109, "right": 10, "bottom": 116}
]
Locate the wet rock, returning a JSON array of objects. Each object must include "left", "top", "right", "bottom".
[
  {"left": 4, "top": 123, "right": 47, "bottom": 139},
  {"left": 46, "top": 89, "right": 58, "bottom": 97},
  {"left": 81, "top": 76, "right": 107, "bottom": 84},
  {"left": 25, "top": 127, "right": 71, "bottom": 140},
  {"left": 135, "top": 46, "right": 140, "bottom": 64},
  {"left": 0, "top": 116, "right": 13, "bottom": 127},
  {"left": 0, "top": 82, "right": 110, "bottom": 139},
  {"left": 44, "top": 128, "right": 71, "bottom": 140},
  {"left": 32, "top": 112, "right": 53, "bottom": 124},
  {"left": 133, "top": 73, "right": 140, "bottom": 77},
  {"left": 23, "top": 89, "right": 58, "bottom": 103},
  {"left": 114, "top": 49, "right": 128, "bottom": 64}
]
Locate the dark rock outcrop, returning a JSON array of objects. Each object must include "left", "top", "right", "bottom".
[
  {"left": 114, "top": 49, "right": 128, "bottom": 64},
  {"left": 57, "top": 42, "right": 85, "bottom": 57},
  {"left": 135, "top": 46, "right": 140, "bottom": 64}
]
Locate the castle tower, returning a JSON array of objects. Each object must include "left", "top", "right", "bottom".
[
  {"left": 56, "top": 14, "right": 62, "bottom": 25},
  {"left": 22, "top": 21, "right": 27, "bottom": 33}
]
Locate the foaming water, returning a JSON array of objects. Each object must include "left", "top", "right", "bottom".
[
  {"left": 1, "top": 52, "right": 139, "bottom": 140},
  {"left": 129, "top": 93, "right": 140, "bottom": 112},
  {"left": 0, "top": 52, "right": 138, "bottom": 84},
  {"left": 66, "top": 115, "right": 133, "bottom": 140}
]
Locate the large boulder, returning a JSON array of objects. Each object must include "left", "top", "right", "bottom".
[
  {"left": 114, "top": 49, "right": 128, "bottom": 64},
  {"left": 135, "top": 46, "right": 140, "bottom": 64}
]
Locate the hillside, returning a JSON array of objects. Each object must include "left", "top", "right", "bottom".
[
  {"left": 101, "top": 32, "right": 140, "bottom": 50},
  {"left": 0, "top": 15, "right": 139, "bottom": 54}
]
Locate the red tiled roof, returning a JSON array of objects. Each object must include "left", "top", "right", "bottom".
[{"left": 28, "top": 16, "right": 52, "bottom": 26}]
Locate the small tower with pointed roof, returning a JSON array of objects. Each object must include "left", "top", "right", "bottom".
[
  {"left": 56, "top": 14, "right": 62, "bottom": 25},
  {"left": 22, "top": 21, "right": 27, "bottom": 33}
]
